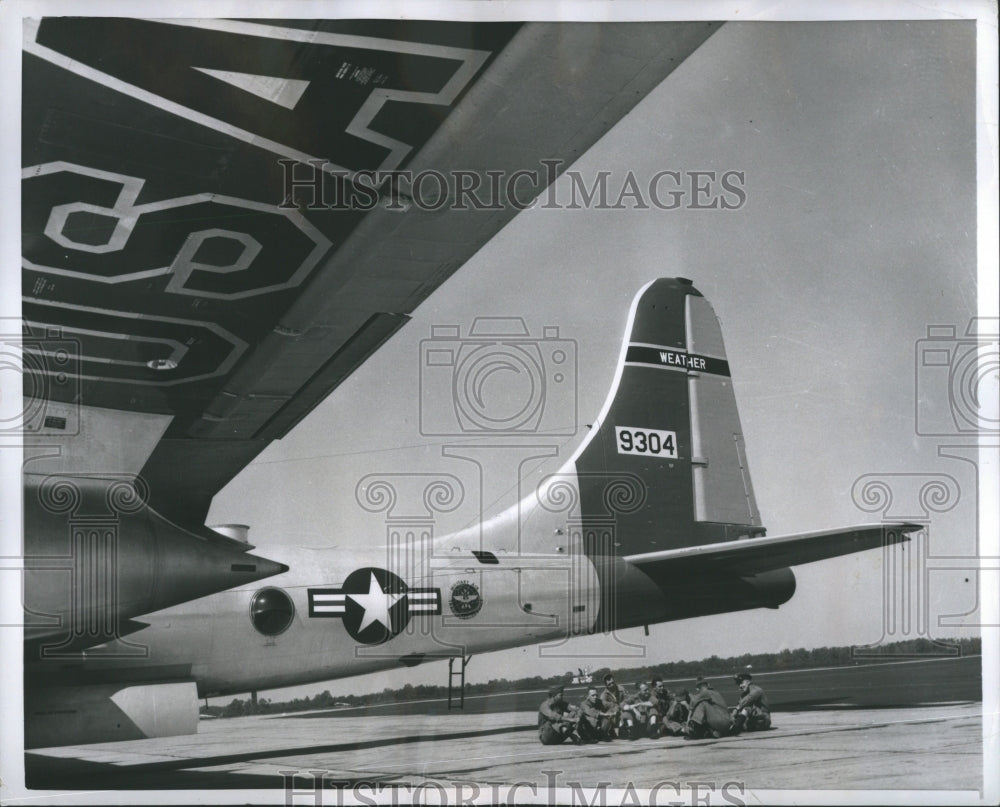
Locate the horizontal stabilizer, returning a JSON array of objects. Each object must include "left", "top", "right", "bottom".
[{"left": 624, "top": 523, "right": 919, "bottom": 577}]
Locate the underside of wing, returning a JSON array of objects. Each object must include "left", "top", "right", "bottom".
[{"left": 22, "top": 18, "right": 723, "bottom": 525}]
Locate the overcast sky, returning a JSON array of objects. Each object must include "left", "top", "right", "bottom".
[{"left": 201, "top": 20, "right": 987, "bottom": 699}]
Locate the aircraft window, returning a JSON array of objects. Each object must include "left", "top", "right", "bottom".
[{"left": 249, "top": 587, "right": 295, "bottom": 636}]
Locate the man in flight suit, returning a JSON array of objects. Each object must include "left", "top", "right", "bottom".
[
  {"left": 685, "top": 677, "right": 731, "bottom": 740},
  {"left": 663, "top": 688, "right": 691, "bottom": 737},
  {"left": 730, "top": 672, "right": 771, "bottom": 733},
  {"left": 537, "top": 686, "right": 579, "bottom": 745},
  {"left": 576, "top": 687, "right": 613, "bottom": 742},
  {"left": 649, "top": 679, "right": 670, "bottom": 737},
  {"left": 600, "top": 673, "right": 624, "bottom": 737},
  {"left": 622, "top": 682, "right": 656, "bottom": 739}
]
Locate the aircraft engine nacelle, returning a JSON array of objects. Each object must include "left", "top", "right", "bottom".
[
  {"left": 618, "top": 562, "right": 797, "bottom": 627},
  {"left": 25, "top": 680, "right": 199, "bottom": 748},
  {"left": 23, "top": 473, "right": 286, "bottom": 652},
  {"left": 739, "top": 567, "right": 797, "bottom": 608}
]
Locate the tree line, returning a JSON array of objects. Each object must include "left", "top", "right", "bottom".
[{"left": 201, "top": 636, "right": 980, "bottom": 718}]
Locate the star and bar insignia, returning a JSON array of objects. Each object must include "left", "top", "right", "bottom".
[{"left": 308, "top": 567, "right": 441, "bottom": 645}]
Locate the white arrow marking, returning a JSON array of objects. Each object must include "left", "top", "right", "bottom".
[{"left": 194, "top": 68, "right": 311, "bottom": 110}]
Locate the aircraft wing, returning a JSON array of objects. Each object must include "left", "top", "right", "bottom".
[
  {"left": 623, "top": 524, "right": 920, "bottom": 578},
  {"left": 22, "top": 18, "right": 722, "bottom": 525}
]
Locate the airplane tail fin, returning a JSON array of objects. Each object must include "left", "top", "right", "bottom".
[{"left": 573, "top": 278, "right": 763, "bottom": 556}]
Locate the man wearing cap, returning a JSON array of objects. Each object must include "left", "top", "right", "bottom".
[
  {"left": 685, "top": 677, "right": 732, "bottom": 740},
  {"left": 731, "top": 672, "right": 771, "bottom": 733},
  {"left": 537, "top": 686, "right": 579, "bottom": 745},
  {"left": 576, "top": 687, "right": 613, "bottom": 742},
  {"left": 600, "top": 673, "right": 624, "bottom": 737}
]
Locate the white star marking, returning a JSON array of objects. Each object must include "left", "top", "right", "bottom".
[{"left": 348, "top": 573, "right": 403, "bottom": 634}]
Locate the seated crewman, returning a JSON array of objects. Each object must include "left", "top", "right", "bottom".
[
  {"left": 662, "top": 688, "right": 691, "bottom": 737},
  {"left": 617, "top": 684, "right": 638, "bottom": 738},
  {"left": 730, "top": 672, "right": 771, "bottom": 733},
  {"left": 622, "top": 682, "right": 656, "bottom": 739},
  {"left": 600, "top": 673, "right": 624, "bottom": 736},
  {"left": 685, "top": 677, "right": 731, "bottom": 740},
  {"left": 537, "top": 686, "right": 579, "bottom": 745},
  {"left": 576, "top": 687, "right": 613, "bottom": 742},
  {"left": 649, "top": 679, "right": 670, "bottom": 737}
]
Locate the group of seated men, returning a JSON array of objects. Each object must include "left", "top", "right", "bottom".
[{"left": 538, "top": 671, "right": 770, "bottom": 745}]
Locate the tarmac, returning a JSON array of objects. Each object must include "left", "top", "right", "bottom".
[{"left": 23, "top": 701, "right": 984, "bottom": 797}]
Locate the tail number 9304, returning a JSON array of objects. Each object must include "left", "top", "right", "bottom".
[{"left": 615, "top": 426, "right": 677, "bottom": 458}]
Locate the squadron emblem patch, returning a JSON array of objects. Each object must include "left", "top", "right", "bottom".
[
  {"left": 449, "top": 580, "right": 482, "bottom": 619},
  {"left": 308, "top": 567, "right": 441, "bottom": 645}
]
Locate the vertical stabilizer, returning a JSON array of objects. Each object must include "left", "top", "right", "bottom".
[{"left": 575, "top": 278, "right": 763, "bottom": 558}]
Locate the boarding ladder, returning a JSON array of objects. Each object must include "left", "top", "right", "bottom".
[{"left": 447, "top": 655, "right": 472, "bottom": 709}]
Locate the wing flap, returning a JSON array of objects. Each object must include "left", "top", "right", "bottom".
[{"left": 624, "top": 523, "right": 919, "bottom": 577}]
